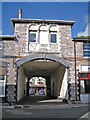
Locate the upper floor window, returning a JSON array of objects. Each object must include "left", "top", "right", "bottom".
[
  {"left": 0, "top": 41, "right": 2, "bottom": 49},
  {"left": 40, "top": 31, "right": 48, "bottom": 44},
  {"left": 83, "top": 43, "right": 90, "bottom": 57},
  {"left": 29, "top": 31, "right": 37, "bottom": 43},
  {"left": 50, "top": 32, "right": 57, "bottom": 43}
]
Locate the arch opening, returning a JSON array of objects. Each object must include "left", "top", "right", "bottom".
[
  {"left": 17, "top": 58, "right": 69, "bottom": 104},
  {"left": 29, "top": 77, "right": 47, "bottom": 96}
]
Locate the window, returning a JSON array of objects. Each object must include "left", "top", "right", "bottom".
[
  {"left": 83, "top": 43, "right": 90, "bottom": 57},
  {"left": 79, "top": 73, "right": 90, "bottom": 80},
  {"left": 0, "top": 75, "right": 6, "bottom": 97},
  {"left": 0, "top": 41, "right": 2, "bottom": 49},
  {"left": 29, "top": 31, "right": 37, "bottom": 42},
  {"left": 79, "top": 73, "right": 90, "bottom": 94},
  {"left": 80, "top": 73, "right": 88, "bottom": 79},
  {"left": 50, "top": 32, "right": 57, "bottom": 43},
  {"left": 84, "top": 80, "right": 90, "bottom": 93},
  {"left": 40, "top": 31, "right": 48, "bottom": 44}
]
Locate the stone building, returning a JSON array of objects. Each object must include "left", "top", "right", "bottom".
[{"left": 0, "top": 9, "right": 90, "bottom": 104}]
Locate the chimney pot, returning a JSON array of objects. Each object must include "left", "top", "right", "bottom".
[{"left": 19, "top": 9, "right": 22, "bottom": 19}]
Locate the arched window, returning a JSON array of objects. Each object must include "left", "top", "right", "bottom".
[
  {"left": 50, "top": 32, "right": 57, "bottom": 43},
  {"left": 49, "top": 25, "right": 58, "bottom": 43},
  {"left": 29, "top": 25, "right": 38, "bottom": 43}
]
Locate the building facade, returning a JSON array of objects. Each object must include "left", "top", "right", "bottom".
[
  {"left": 29, "top": 77, "right": 46, "bottom": 95},
  {"left": 0, "top": 9, "right": 90, "bottom": 104}
]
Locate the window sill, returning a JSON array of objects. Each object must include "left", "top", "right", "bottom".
[
  {"left": 0, "top": 95, "right": 5, "bottom": 97},
  {"left": 83, "top": 57, "right": 90, "bottom": 59},
  {"left": 29, "top": 42, "right": 37, "bottom": 43},
  {"left": 49, "top": 43, "right": 58, "bottom": 45}
]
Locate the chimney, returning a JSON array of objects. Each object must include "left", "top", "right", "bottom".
[{"left": 19, "top": 9, "right": 22, "bottom": 19}]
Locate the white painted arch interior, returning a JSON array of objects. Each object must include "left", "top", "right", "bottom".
[{"left": 17, "top": 60, "right": 68, "bottom": 102}]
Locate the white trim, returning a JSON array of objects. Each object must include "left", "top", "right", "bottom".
[
  {"left": 80, "top": 65, "right": 90, "bottom": 72},
  {"left": 0, "top": 75, "right": 6, "bottom": 97},
  {"left": 29, "top": 31, "right": 37, "bottom": 43},
  {"left": 0, "top": 41, "right": 2, "bottom": 49},
  {"left": 83, "top": 43, "right": 90, "bottom": 57},
  {"left": 83, "top": 57, "right": 90, "bottom": 58},
  {"left": 39, "top": 31, "right": 48, "bottom": 44},
  {"left": 50, "top": 32, "right": 58, "bottom": 43}
]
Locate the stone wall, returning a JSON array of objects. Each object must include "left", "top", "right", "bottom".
[
  {"left": 1, "top": 21, "right": 88, "bottom": 103},
  {"left": 3, "top": 41, "right": 15, "bottom": 56},
  {"left": 0, "top": 58, "right": 17, "bottom": 102},
  {"left": 60, "top": 25, "right": 74, "bottom": 57},
  {"left": 2, "top": 24, "right": 73, "bottom": 57},
  {"left": 13, "top": 23, "right": 61, "bottom": 55}
]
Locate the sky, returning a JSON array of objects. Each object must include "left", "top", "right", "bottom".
[{"left": 1, "top": 2, "right": 90, "bottom": 38}]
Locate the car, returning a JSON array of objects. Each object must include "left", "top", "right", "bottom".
[{"left": 39, "top": 88, "right": 45, "bottom": 95}]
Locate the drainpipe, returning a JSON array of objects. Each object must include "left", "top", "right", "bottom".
[
  {"left": 74, "top": 40, "right": 77, "bottom": 102},
  {"left": 67, "top": 67, "right": 70, "bottom": 103}
]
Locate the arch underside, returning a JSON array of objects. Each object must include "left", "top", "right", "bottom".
[
  {"left": 15, "top": 53, "right": 70, "bottom": 68},
  {"left": 16, "top": 53, "right": 69, "bottom": 101}
]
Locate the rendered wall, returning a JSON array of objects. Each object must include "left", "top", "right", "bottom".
[
  {"left": 50, "top": 64, "right": 66, "bottom": 98},
  {"left": 17, "top": 66, "right": 26, "bottom": 101},
  {"left": 59, "top": 68, "right": 68, "bottom": 99}
]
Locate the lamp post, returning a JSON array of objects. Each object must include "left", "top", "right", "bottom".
[{"left": 74, "top": 40, "right": 77, "bottom": 101}]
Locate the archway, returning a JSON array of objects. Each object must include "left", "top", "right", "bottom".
[{"left": 16, "top": 53, "right": 70, "bottom": 102}]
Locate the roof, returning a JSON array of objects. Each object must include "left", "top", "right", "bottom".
[
  {"left": 11, "top": 18, "right": 75, "bottom": 27},
  {"left": 73, "top": 37, "right": 90, "bottom": 42},
  {"left": 0, "top": 35, "right": 16, "bottom": 41}
]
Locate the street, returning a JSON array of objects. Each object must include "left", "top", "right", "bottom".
[{"left": 2, "top": 104, "right": 90, "bottom": 119}]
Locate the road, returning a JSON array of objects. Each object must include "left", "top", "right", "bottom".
[{"left": 2, "top": 104, "right": 90, "bottom": 119}]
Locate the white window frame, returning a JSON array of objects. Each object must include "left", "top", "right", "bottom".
[
  {"left": 50, "top": 32, "right": 57, "bottom": 43},
  {"left": 83, "top": 43, "right": 90, "bottom": 58},
  {"left": 0, "top": 75, "right": 6, "bottom": 97},
  {"left": 39, "top": 30, "right": 48, "bottom": 44},
  {"left": 29, "top": 31, "right": 37, "bottom": 43},
  {"left": 0, "top": 41, "right": 2, "bottom": 49}
]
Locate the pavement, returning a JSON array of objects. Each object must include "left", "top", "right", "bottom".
[{"left": 78, "top": 111, "right": 90, "bottom": 120}]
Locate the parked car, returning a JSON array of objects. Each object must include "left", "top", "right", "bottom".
[
  {"left": 39, "top": 88, "right": 45, "bottom": 95},
  {"left": 29, "top": 88, "right": 35, "bottom": 95}
]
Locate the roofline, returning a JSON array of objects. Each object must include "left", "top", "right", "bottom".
[
  {"left": 11, "top": 18, "right": 75, "bottom": 26},
  {"left": 0, "top": 35, "right": 16, "bottom": 41},
  {"left": 72, "top": 37, "right": 90, "bottom": 42}
]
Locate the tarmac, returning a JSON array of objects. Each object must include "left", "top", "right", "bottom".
[
  {"left": 1, "top": 103, "right": 90, "bottom": 119},
  {"left": 0, "top": 96, "right": 90, "bottom": 119}
]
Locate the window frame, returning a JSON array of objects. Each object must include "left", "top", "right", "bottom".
[
  {"left": 0, "top": 75, "right": 6, "bottom": 97},
  {"left": 83, "top": 43, "right": 90, "bottom": 58},
  {"left": 39, "top": 30, "right": 48, "bottom": 44},
  {"left": 29, "top": 30, "right": 37, "bottom": 43},
  {"left": 50, "top": 32, "right": 57, "bottom": 43},
  {"left": 84, "top": 80, "right": 90, "bottom": 93},
  {"left": 0, "top": 41, "right": 2, "bottom": 49}
]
